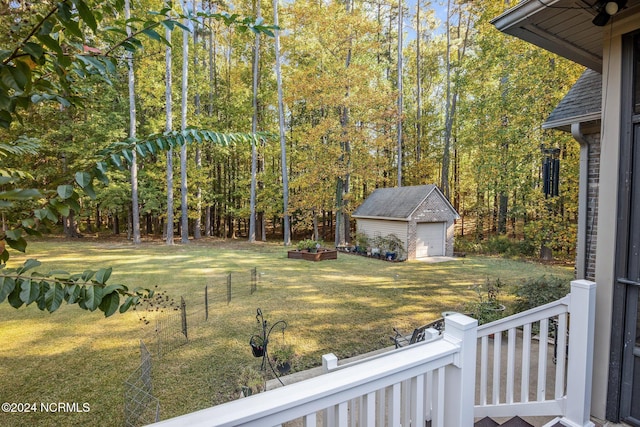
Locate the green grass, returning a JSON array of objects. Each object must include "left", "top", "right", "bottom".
[{"left": 0, "top": 238, "right": 573, "bottom": 426}]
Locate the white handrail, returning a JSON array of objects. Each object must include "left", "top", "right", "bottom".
[{"left": 149, "top": 314, "right": 477, "bottom": 427}]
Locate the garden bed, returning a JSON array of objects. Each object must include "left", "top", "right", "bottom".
[{"left": 287, "top": 249, "right": 338, "bottom": 261}]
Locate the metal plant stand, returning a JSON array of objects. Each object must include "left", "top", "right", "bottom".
[{"left": 249, "top": 308, "right": 287, "bottom": 384}]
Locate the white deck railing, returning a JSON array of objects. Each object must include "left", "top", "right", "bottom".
[
  {"left": 474, "top": 279, "right": 596, "bottom": 427},
  {"left": 149, "top": 314, "right": 477, "bottom": 427},
  {"left": 148, "top": 280, "right": 595, "bottom": 427}
]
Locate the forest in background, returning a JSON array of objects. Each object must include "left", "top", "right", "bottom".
[{"left": 0, "top": 0, "right": 584, "bottom": 259}]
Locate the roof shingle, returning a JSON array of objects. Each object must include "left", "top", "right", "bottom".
[
  {"left": 353, "top": 185, "right": 438, "bottom": 219},
  {"left": 543, "top": 69, "right": 601, "bottom": 132}
]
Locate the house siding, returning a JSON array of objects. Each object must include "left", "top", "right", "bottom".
[{"left": 355, "top": 219, "right": 409, "bottom": 255}]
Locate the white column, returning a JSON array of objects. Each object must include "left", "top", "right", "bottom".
[
  {"left": 442, "top": 313, "right": 477, "bottom": 427},
  {"left": 565, "top": 280, "right": 596, "bottom": 427}
]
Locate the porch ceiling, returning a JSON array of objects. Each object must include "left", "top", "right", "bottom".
[{"left": 491, "top": 0, "right": 640, "bottom": 72}]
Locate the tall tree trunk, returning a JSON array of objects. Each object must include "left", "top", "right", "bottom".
[
  {"left": 335, "top": 0, "right": 354, "bottom": 247},
  {"left": 205, "top": 0, "right": 217, "bottom": 237},
  {"left": 415, "top": 0, "right": 422, "bottom": 164},
  {"left": 273, "top": 0, "right": 290, "bottom": 246},
  {"left": 397, "top": 0, "right": 403, "bottom": 187},
  {"left": 441, "top": 0, "right": 453, "bottom": 198},
  {"left": 441, "top": 1, "right": 470, "bottom": 199},
  {"left": 180, "top": 0, "right": 190, "bottom": 244},
  {"left": 165, "top": 0, "right": 175, "bottom": 245},
  {"left": 249, "top": 0, "right": 261, "bottom": 243},
  {"left": 125, "top": 0, "right": 141, "bottom": 245},
  {"left": 193, "top": 0, "right": 202, "bottom": 240}
]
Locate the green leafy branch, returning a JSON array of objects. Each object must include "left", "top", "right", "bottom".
[
  {"left": 0, "top": 259, "right": 154, "bottom": 317},
  {"left": 73, "top": 128, "right": 274, "bottom": 199},
  {"left": 0, "top": 0, "right": 276, "bottom": 128}
]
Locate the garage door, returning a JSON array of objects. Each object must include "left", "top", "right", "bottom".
[{"left": 416, "top": 222, "right": 445, "bottom": 258}]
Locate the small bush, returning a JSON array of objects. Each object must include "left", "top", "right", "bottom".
[
  {"left": 296, "top": 239, "right": 322, "bottom": 251},
  {"left": 370, "top": 234, "right": 406, "bottom": 260},
  {"left": 454, "top": 236, "right": 485, "bottom": 254},
  {"left": 512, "top": 275, "right": 570, "bottom": 313},
  {"left": 455, "top": 235, "right": 537, "bottom": 258},
  {"left": 465, "top": 278, "right": 507, "bottom": 325},
  {"left": 237, "top": 366, "right": 265, "bottom": 397}
]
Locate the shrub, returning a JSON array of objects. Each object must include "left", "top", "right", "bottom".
[
  {"left": 354, "top": 232, "right": 370, "bottom": 253},
  {"left": 296, "top": 239, "right": 322, "bottom": 251},
  {"left": 370, "top": 234, "right": 406, "bottom": 260},
  {"left": 455, "top": 235, "right": 537, "bottom": 258},
  {"left": 512, "top": 275, "right": 570, "bottom": 313},
  {"left": 465, "top": 278, "right": 507, "bottom": 325},
  {"left": 237, "top": 366, "right": 265, "bottom": 397}
]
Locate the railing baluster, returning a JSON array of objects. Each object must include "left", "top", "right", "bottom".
[
  {"left": 412, "top": 374, "right": 425, "bottom": 427},
  {"left": 521, "top": 322, "right": 531, "bottom": 403},
  {"left": 537, "top": 318, "right": 549, "bottom": 401},
  {"left": 555, "top": 313, "right": 567, "bottom": 400},
  {"left": 434, "top": 367, "right": 445, "bottom": 427},
  {"left": 389, "top": 383, "right": 401, "bottom": 427},
  {"left": 303, "top": 413, "right": 316, "bottom": 427},
  {"left": 336, "top": 402, "right": 348, "bottom": 426},
  {"left": 362, "top": 392, "right": 375, "bottom": 427},
  {"left": 348, "top": 399, "right": 355, "bottom": 427},
  {"left": 324, "top": 404, "right": 336, "bottom": 427},
  {"left": 492, "top": 332, "right": 502, "bottom": 404},
  {"left": 480, "top": 335, "right": 488, "bottom": 405},
  {"left": 506, "top": 327, "right": 516, "bottom": 404}
]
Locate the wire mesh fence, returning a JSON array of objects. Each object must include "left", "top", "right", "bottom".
[
  {"left": 123, "top": 341, "right": 160, "bottom": 427},
  {"left": 155, "top": 297, "right": 188, "bottom": 358},
  {"left": 153, "top": 267, "right": 260, "bottom": 358}
]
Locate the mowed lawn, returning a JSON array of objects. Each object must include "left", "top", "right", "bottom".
[{"left": 0, "top": 238, "right": 573, "bottom": 426}]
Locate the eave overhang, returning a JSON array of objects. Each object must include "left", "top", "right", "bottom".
[{"left": 491, "top": 0, "right": 640, "bottom": 72}]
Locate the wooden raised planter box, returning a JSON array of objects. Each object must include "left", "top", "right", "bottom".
[{"left": 287, "top": 249, "right": 338, "bottom": 261}]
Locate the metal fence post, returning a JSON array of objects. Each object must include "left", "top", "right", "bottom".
[
  {"left": 180, "top": 296, "right": 188, "bottom": 341},
  {"left": 204, "top": 285, "right": 209, "bottom": 321},
  {"left": 251, "top": 267, "right": 257, "bottom": 295}
]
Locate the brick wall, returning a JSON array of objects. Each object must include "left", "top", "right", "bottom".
[
  {"left": 585, "top": 134, "right": 600, "bottom": 281},
  {"left": 408, "top": 191, "right": 458, "bottom": 258}
]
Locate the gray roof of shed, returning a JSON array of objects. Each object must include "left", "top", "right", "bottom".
[
  {"left": 543, "top": 69, "right": 601, "bottom": 132},
  {"left": 352, "top": 184, "right": 456, "bottom": 220}
]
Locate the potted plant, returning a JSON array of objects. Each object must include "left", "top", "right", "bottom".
[
  {"left": 466, "top": 278, "right": 506, "bottom": 325},
  {"left": 354, "top": 232, "right": 369, "bottom": 255},
  {"left": 270, "top": 344, "right": 295, "bottom": 374},
  {"left": 250, "top": 335, "right": 264, "bottom": 357}
]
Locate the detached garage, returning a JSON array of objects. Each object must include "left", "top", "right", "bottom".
[{"left": 352, "top": 185, "right": 459, "bottom": 260}]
